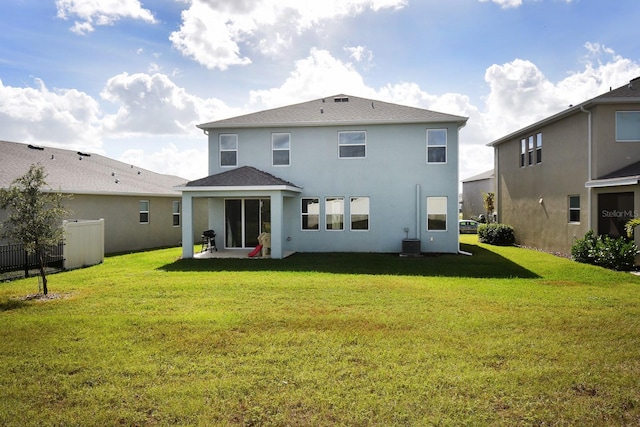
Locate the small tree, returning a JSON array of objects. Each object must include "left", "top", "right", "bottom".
[
  {"left": 482, "top": 192, "right": 495, "bottom": 223},
  {"left": 0, "top": 164, "right": 69, "bottom": 295}
]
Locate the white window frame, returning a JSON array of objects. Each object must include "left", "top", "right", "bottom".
[
  {"left": 427, "top": 196, "right": 447, "bottom": 231},
  {"left": 139, "top": 200, "right": 149, "bottom": 224},
  {"left": 338, "top": 131, "right": 366, "bottom": 159},
  {"left": 172, "top": 201, "right": 180, "bottom": 227},
  {"left": 350, "top": 197, "right": 370, "bottom": 231},
  {"left": 536, "top": 132, "right": 542, "bottom": 164},
  {"left": 301, "top": 197, "right": 320, "bottom": 231},
  {"left": 325, "top": 197, "right": 344, "bottom": 231},
  {"left": 272, "top": 133, "right": 291, "bottom": 166},
  {"left": 568, "top": 195, "right": 580, "bottom": 224},
  {"left": 616, "top": 111, "right": 640, "bottom": 142},
  {"left": 520, "top": 138, "right": 526, "bottom": 167},
  {"left": 219, "top": 134, "right": 238, "bottom": 167},
  {"left": 427, "top": 129, "right": 447, "bottom": 164},
  {"left": 528, "top": 135, "right": 534, "bottom": 166}
]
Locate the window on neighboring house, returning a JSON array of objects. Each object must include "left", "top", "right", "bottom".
[
  {"left": 568, "top": 195, "right": 580, "bottom": 223},
  {"left": 220, "top": 134, "right": 238, "bottom": 167},
  {"left": 520, "top": 138, "right": 526, "bottom": 167},
  {"left": 301, "top": 198, "right": 319, "bottom": 230},
  {"left": 350, "top": 197, "right": 370, "bottom": 231},
  {"left": 338, "top": 131, "right": 366, "bottom": 158},
  {"left": 173, "top": 201, "right": 180, "bottom": 226},
  {"left": 536, "top": 133, "right": 542, "bottom": 164},
  {"left": 272, "top": 133, "right": 290, "bottom": 166},
  {"left": 616, "top": 111, "right": 640, "bottom": 142},
  {"left": 528, "top": 136, "right": 534, "bottom": 166},
  {"left": 325, "top": 197, "right": 344, "bottom": 230},
  {"left": 139, "top": 200, "right": 149, "bottom": 224},
  {"left": 427, "top": 129, "right": 447, "bottom": 163},
  {"left": 427, "top": 196, "right": 447, "bottom": 231}
]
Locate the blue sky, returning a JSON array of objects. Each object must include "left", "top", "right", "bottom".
[{"left": 1, "top": 0, "right": 639, "bottom": 182}]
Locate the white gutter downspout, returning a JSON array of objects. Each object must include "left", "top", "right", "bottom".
[{"left": 580, "top": 105, "right": 592, "bottom": 230}]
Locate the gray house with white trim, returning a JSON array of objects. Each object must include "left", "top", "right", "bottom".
[{"left": 179, "top": 94, "right": 467, "bottom": 259}]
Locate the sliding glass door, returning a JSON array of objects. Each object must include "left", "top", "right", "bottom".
[{"left": 224, "top": 198, "right": 271, "bottom": 248}]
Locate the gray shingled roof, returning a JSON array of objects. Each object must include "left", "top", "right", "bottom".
[
  {"left": 594, "top": 76, "right": 640, "bottom": 100},
  {"left": 599, "top": 160, "right": 640, "bottom": 180},
  {"left": 185, "top": 166, "right": 301, "bottom": 189},
  {"left": 0, "top": 140, "right": 186, "bottom": 196},
  {"left": 462, "top": 169, "right": 494, "bottom": 183},
  {"left": 198, "top": 94, "right": 468, "bottom": 129}
]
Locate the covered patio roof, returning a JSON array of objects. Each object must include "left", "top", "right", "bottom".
[{"left": 177, "top": 166, "right": 302, "bottom": 193}]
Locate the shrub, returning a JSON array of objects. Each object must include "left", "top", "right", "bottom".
[
  {"left": 477, "top": 223, "right": 515, "bottom": 246},
  {"left": 571, "top": 230, "right": 638, "bottom": 271}
]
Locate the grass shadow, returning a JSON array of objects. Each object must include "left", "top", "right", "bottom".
[
  {"left": 0, "top": 298, "right": 28, "bottom": 312},
  {"left": 159, "top": 243, "right": 539, "bottom": 279}
]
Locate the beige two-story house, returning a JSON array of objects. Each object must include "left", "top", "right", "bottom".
[{"left": 489, "top": 76, "right": 640, "bottom": 256}]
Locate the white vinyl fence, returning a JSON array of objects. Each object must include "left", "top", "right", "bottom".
[{"left": 63, "top": 219, "right": 104, "bottom": 270}]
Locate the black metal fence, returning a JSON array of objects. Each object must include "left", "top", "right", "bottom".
[{"left": 0, "top": 242, "right": 64, "bottom": 276}]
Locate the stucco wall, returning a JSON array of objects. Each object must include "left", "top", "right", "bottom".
[
  {"left": 205, "top": 122, "right": 461, "bottom": 254},
  {"left": 591, "top": 104, "right": 640, "bottom": 178},
  {"left": 496, "top": 112, "right": 590, "bottom": 255}
]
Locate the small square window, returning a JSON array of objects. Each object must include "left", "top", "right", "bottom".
[{"left": 338, "top": 131, "right": 366, "bottom": 158}]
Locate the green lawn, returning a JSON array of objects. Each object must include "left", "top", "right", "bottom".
[{"left": 1, "top": 235, "right": 639, "bottom": 426}]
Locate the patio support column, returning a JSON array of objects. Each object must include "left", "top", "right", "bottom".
[
  {"left": 270, "top": 192, "right": 283, "bottom": 259},
  {"left": 182, "top": 192, "right": 194, "bottom": 259}
]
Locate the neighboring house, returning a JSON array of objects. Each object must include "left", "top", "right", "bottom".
[
  {"left": 178, "top": 94, "right": 468, "bottom": 259},
  {"left": 0, "top": 140, "right": 207, "bottom": 254},
  {"left": 488, "top": 76, "right": 640, "bottom": 256},
  {"left": 461, "top": 169, "right": 494, "bottom": 220}
]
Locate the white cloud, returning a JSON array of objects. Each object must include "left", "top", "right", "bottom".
[
  {"left": 169, "top": 0, "right": 406, "bottom": 70},
  {"left": 248, "top": 48, "right": 375, "bottom": 109},
  {"left": 56, "top": 0, "right": 157, "bottom": 34},
  {"left": 345, "top": 45, "right": 373, "bottom": 64},
  {"left": 100, "top": 72, "right": 239, "bottom": 136},
  {"left": 119, "top": 143, "right": 208, "bottom": 180},
  {"left": 0, "top": 78, "right": 102, "bottom": 151},
  {"left": 478, "top": 0, "right": 574, "bottom": 9}
]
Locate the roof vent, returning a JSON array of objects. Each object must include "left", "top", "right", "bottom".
[
  {"left": 28, "top": 144, "right": 44, "bottom": 151},
  {"left": 77, "top": 151, "right": 91, "bottom": 157},
  {"left": 334, "top": 97, "right": 349, "bottom": 103}
]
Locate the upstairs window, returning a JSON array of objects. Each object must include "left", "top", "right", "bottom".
[
  {"left": 616, "top": 111, "right": 640, "bottom": 142},
  {"left": 272, "top": 133, "right": 290, "bottom": 166},
  {"left": 220, "top": 134, "right": 238, "bottom": 167},
  {"left": 519, "top": 132, "right": 542, "bottom": 167},
  {"left": 139, "top": 200, "right": 149, "bottom": 224},
  {"left": 338, "top": 131, "right": 366, "bottom": 158},
  {"left": 427, "top": 129, "right": 447, "bottom": 163}
]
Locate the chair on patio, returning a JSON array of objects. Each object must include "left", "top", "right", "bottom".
[{"left": 201, "top": 230, "right": 217, "bottom": 253}]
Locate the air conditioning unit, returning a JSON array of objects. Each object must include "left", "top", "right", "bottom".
[{"left": 401, "top": 238, "right": 421, "bottom": 256}]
